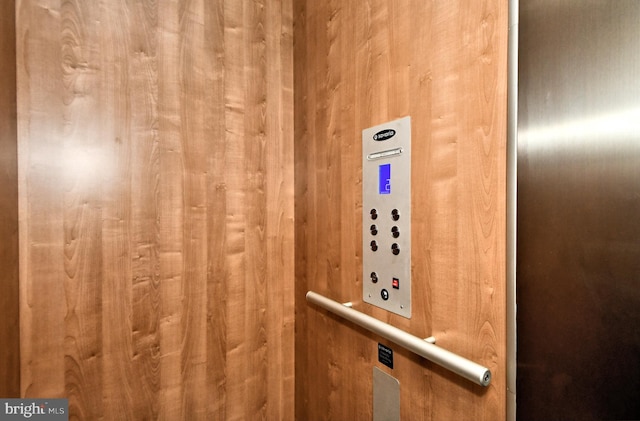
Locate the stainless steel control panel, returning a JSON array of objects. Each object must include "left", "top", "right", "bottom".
[{"left": 362, "top": 117, "right": 411, "bottom": 318}]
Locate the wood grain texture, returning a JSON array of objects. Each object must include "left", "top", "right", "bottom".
[
  {"left": 294, "top": 0, "right": 508, "bottom": 420},
  {"left": 0, "top": 0, "right": 20, "bottom": 399},
  {"left": 16, "top": 0, "right": 293, "bottom": 419}
]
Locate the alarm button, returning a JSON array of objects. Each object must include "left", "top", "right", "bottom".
[{"left": 381, "top": 289, "right": 389, "bottom": 301}]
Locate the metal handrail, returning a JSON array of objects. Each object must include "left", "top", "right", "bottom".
[{"left": 306, "top": 291, "right": 492, "bottom": 387}]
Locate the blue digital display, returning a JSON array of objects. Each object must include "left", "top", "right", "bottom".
[{"left": 379, "top": 163, "right": 391, "bottom": 194}]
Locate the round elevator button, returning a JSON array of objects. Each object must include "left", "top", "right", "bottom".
[{"left": 381, "top": 289, "right": 389, "bottom": 300}]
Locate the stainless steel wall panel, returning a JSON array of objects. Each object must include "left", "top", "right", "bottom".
[{"left": 517, "top": 1, "right": 640, "bottom": 419}]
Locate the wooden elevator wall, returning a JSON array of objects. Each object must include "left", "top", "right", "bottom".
[
  {"left": 16, "top": 1, "right": 294, "bottom": 419},
  {"left": 294, "top": 1, "right": 508, "bottom": 420},
  {"left": 0, "top": 0, "right": 20, "bottom": 399}
]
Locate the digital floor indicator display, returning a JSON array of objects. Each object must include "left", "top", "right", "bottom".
[{"left": 379, "top": 163, "right": 391, "bottom": 195}]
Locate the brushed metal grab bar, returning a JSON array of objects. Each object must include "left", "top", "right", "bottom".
[{"left": 306, "top": 291, "right": 492, "bottom": 387}]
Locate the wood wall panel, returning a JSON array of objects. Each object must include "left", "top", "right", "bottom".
[
  {"left": 0, "top": 0, "right": 20, "bottom": 399},
  {"left": 16, "top": 1, "right": 293, "bottom": 420},
  {"left": 294, "top": 1, "right": 508, "bottom": 420}
]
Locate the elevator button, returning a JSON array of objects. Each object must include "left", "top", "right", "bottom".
[
  {"left": 391, "top": 209, "right": 400, "bottom": 221},
  {"left": 381, "top": 289, "right": 389, "bottom": 300},
  {"left": 391, "top": 226, "right": 399, "bottom": 238},
  {"left": 371, "top": 272, "right": 379, "bottom": 283},
  {"left": 370, "top": 224, "right": 378, "bottom": 235},
  {"left": 391, "top": 243, "right": 400, "bottom": 255},
  {"left": 370, "top": 209, "right": 378, "bottom": 220},
  {"left": 370, "top": 240, "right": 378, "bottom": 251}
]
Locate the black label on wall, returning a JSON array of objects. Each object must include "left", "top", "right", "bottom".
[{"left": 378, "top": 343, "right": 394, "bottom": 369}]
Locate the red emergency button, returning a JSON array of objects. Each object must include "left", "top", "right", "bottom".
[{"left": 392, "top": 277, "right": 400, "bottom": 289}]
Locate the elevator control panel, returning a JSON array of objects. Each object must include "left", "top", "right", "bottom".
[{"left": 362, "top": 117, "right": 411, "bottom": 318}]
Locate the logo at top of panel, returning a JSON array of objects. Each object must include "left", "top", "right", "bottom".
[{"left": 373, "top": 129, "right": 396, "bottom": 141}]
